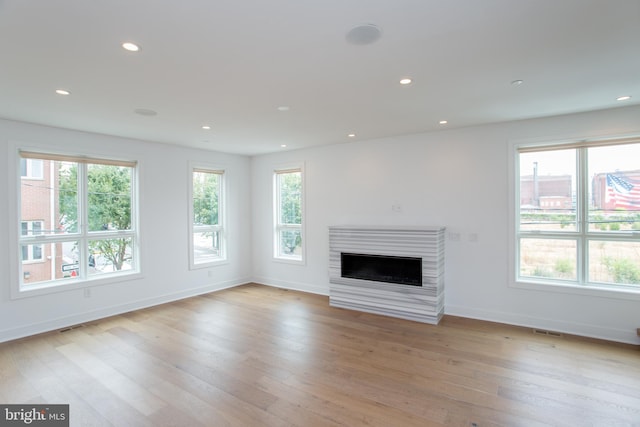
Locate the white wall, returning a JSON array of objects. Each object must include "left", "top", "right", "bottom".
[
  {"left": 251, "top": 105, "right": 640, "bottom": 344},
  {"left": 3, "top": 105, "right": 639, "bottom": 345},
  {"left": 0, "top": 118, "right": 252, "bottom": 342}
]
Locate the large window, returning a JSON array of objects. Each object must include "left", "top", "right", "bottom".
[
  {"left": 274, "top": 167, "right": 304, "bottom": 262},
  {"left": 516, "top": 139, "right": 640, "bottom": 289},
  {"left": 189, "top": 167, "right": 225, "bottom": 267},
  {"left": 17, "top": 151, "right": 139, "bottom": 293}
]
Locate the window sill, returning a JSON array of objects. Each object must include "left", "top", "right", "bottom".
[
  {"left": 190, "top": 259, "right": 229, "bottom": 270},
  {"left": 12, "top": 272, "right": 143, "bottom": 300},
  {"left": 273, "top": 256, "right": 305, "bottom": 266},
  {"left": 511, "top": 279, "right": 640, "bottom": 301}
]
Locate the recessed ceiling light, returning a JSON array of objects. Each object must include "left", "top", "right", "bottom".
[
  {"left": 280, "top": 144, "right": 287, "bottom": 148},
  {"left": 277, "top": 106, "right": 290, "bottom": 111},
  {"left": 347, "top": 133, "right": 356, "bottom": 138},
  {"left": 202, "top": 125, "right": 211, "bottom": 130},
  {"left": 346, "top": 24, "right": 382, "bottom": 45},
  {"left": 439, "top": 120, "right": 448, "bottom": 125},
  {"left": 511, "top": 79, "right": 524, "bottom": 86},
  {"left": 55, "top": 89, "right": 70, "bottom": 95},
  {"left": 134, "top": 108, "right": 157, "bottom": 116},
  {"left": 399, "top": 78, "right": 412, "bottom": 85},
  {"left": 122, "top": 42, "right": 140, "bottom": 52},
  {"left": 616, "top": 95, "right": 631, "bottom": 101}
]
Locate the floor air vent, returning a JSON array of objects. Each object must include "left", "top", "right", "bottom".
[
  {"left": 59, "top": 324, "right": 86, "bottom": 333},
  {"left": 533, "top": 328, "right": 563, "bottom": 338}
]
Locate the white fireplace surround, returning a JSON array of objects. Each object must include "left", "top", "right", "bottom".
[{"left": 329, "top": 225, "right": 445, "bottom": 324}]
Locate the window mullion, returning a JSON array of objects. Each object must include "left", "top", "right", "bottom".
[
  {"left": 577, "top": 147, "right": 588, "bottom": 285},
  {"left": 78, "top": 163, "right": 89, "bottom": 279}
]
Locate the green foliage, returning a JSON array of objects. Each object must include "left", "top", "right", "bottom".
[
  {"left": 554, "top": 258, "right": 573, "bottom": 276},
  {"left": 279, "top": 172, "right": 302, "bottom": 224},
  {"left": 608, "top": 222, "right": 620, "bottom": 231},
  {"left": 193, "top": 172, "right": 220, "bottom": 225},
  {"left": 278, "top": 171, "right": 302, "bottom": 254},
  {"left": 604, "top": 257, "right": 640, "bottom": 284},
  {"left": 58, "top": 163, "right": 78, "bottom": 232},
  {"left": 58, "top": 163, "right": 132, "bottom": 271}
]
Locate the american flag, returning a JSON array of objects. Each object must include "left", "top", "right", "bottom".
[{"left": 606, "top": 174, "right": 640, "bottom": 210}]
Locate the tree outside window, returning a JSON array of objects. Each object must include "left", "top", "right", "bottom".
[
  {"left": 18, "top": 152, "right": 138, "bottom": 290},
  {"left": 274, "top": 168, "right": 303, "bottom": 261}
]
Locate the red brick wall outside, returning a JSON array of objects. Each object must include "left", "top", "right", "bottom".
[{"left": 21, "top": 160, "right": 64, "bottom": 283}]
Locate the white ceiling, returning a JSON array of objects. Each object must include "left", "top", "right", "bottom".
[{"left": 1, "top": 0, "right": 639, "bottom": 156}]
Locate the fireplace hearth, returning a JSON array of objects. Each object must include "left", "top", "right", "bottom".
[{"left": 329, "top": 226, "right": 445, "bottom": 324}]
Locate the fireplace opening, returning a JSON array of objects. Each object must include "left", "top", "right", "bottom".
[{"left": 340, "top": 252, "right": 422, "bottom": 286}]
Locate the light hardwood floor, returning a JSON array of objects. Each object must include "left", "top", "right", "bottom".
[{"left": 1, "top": 283, "right": 639, "bottom": 426}]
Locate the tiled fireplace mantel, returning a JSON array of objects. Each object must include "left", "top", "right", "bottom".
[{"left": 329, "top": 225, "right": 445, "bottom": 324}]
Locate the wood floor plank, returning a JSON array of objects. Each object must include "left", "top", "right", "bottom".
[{"left": 1, "top": 283, "right": 638, "bottom": 427}]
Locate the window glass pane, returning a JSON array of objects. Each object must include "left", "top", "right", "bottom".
[
  {"left": 588, "top": 143, "right": 640, "bottom": 232},
  {"left": 87, "top": 164, "right": 132, "bottom": 232},
  {"left": 32, "top": 244, "right": 43, "bottom": 260},
  {"left": 31, "top": 159, "right": 43, "bottom": 179},
  {"left": 57, "top": 161, "right": 79, "bottom": 233},
  {"left": 279, "top": 229, "right": 302, "bottom": 257},
  {"left": 278, "top": 171, "right": 302, "bottom": 225},
  {"left": 193, "top": 171, "right": 220, "bottom": 226},
  {"left": 519, "top": 150, "right": 576, "bottom": 232},
  {"left": 22, "top": 160, "right": 76, "bottom": 236},
  {"left": 589, "top": 240, "right": 640, "bottom": 285},
  {"left": 519, "top": 238, "right": 577, "bottom": 280},
  {"left": 22, "top": 241, "right": 80, "bottom": 285},
  {"left": 193, "top": 230, "right": 221, "bottom": 264},
  {"left": 88, "top": 238, "right": 134, "bottom": 275}
]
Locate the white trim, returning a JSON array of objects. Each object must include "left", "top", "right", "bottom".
[
  {"left": 273, "top": 163, "right": 306, "bottom": 264},
  {"left": 9, "top": 142, "right": 141, "bottom": 299},
  {"left": 0, "top": 277, "right": 248, "bottom": 344},
  {"left": 445, "top": 303, "right": 640, "bottom": 345},
  {"left": 508, "top": 135, "right": 640, "bottom": 296},
  {"left": 188, "top": 161, "right": 227, "bottom": 269}
]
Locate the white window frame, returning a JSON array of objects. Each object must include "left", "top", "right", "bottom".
[
  {"left": 11, "top": 148, "right": 141, "bottom": 298},
  {"left": 188, "top": 163, "right": 227, "bottom": 269},
  {"left": 509, "top": 136, "right": 640, "bottom": 300},
  {"left": 273, "top": 165, "right": 305, "bottom": 264}
]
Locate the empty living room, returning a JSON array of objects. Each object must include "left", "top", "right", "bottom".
[{"left": 1, "top": 1, "right": 639, "bottom": 426}]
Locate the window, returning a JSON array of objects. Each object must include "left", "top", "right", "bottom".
[
  {"left": 189, "top": 167, "right": 225, "bottom": 267},
  {"left": 274, "top": 167, "right": 304, "bottom": 261},
  {"left": 516, "top": 139, "right": 640, "bottom": 289},
  {"left": 17, "top": 151, "right": 139, "bottom": 292}
]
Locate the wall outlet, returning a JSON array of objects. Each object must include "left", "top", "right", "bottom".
[{"left": 83, "top": 288, "right": 91, "bottom": 298}]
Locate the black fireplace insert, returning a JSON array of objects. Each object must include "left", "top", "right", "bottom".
[{"left": 340, "top": 252, "right": 422, "bottom": 286}]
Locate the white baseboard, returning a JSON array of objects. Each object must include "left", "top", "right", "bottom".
[
  {"left": 445, "top": 304, "right": 640, "bottom": 345},
  {"left": 251, "top": 276, "right": 329, "bottom": 296},
  {"left": 0, "top": 277, "right": 250, "bottom": 344}
]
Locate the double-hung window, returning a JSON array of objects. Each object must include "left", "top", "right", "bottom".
[
  {"left": 274, "top": 167, "right": 304, "bottom": 262},
  {"left": 17, "top": 151, "right": 139, "bottom": 293},
  {"left": 190, "top": 167, "right": 225, "bottom": 267},
  {"left": 516, "top": 139, "right": 640, "bottom": 289}
]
